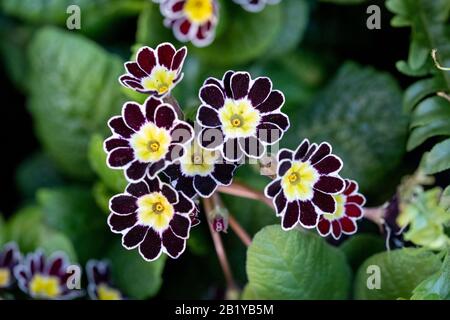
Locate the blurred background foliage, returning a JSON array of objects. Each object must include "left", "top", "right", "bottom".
[{"left": 0, "top": 0, "right": 449, "bottom": 300}]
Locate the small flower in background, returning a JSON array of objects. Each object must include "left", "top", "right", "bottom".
[
  {"left": 316, "top": 179, "right": 366, "bottom": 240},
  {"left": 105, "top": 97, "right": 193, "bottom": 181},
  {"left": 158, "top": 0, "right": 219, "bottom": 47},
  {"left": 119, "top": 43, "right": 187, "bottom": 97},
  {"left": 14, "top": 250, "right": 82, "bottom": 300},
  {"left": 86, "top": 260, "right": 123, "bottom": 300},
  {"left": 265, "top": 139, "right": 345, "bottom": 230},
  {"left": 108, "top": 176, "right": 194, "bottom": 261},
  {"left": 0, "top": 243, "right": 21, "bottom": 289},
  {"left": 233, "top": 0, "right": 281, "bottom": 12},
  {"left": 163, "top": 136, "right": 238, "bottom": 198},
  {"left": 196, "top": 71, "right": 289, "bottom": 161}
]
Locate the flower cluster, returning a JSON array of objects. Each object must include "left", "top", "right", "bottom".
[{"left": 232, "top": 0, "right": 281, "bottom": 12}]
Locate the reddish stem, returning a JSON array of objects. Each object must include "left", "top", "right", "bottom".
[
  {"left": 228, "top": 215, "right": 252, "bottom": 247},
  {"left": 218, "top": 182, "right": 274, "bottom": 209}
]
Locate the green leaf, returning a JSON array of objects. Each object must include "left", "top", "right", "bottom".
[
  {"left": 107, "top": 240, "right": 166, "bottom": 299},
  {"left": 88, "top": 134, "right": 127, "bottom": 193},
  {"left": 410, "top": 96, "right": 450, "bottom": 129},
  {"left": 246, "top": 225, "right": 351, "bottom": 299},
  {"left": 340, "top": 234, "right": 386, "bottom": 272},
  {"left": 92, "top": 182, "right": 115, "bottom": 214},
  {"left": 291, "top": 62, "right": 407, "bottom": 195},
  {"left": 407, "top": 119, "right": 450, "bottom": 151},
  {"left": 403, "top": 75, "right": 448, "bottom": 113},
  {"left": 241, "top": 283, "right": 263, "bottom": 300},
  {"left": 136, "top": 1, "right": 174, "bottom": 48},
  {"left": 37, "top": 186, "right": 112, "bottom": 264},
  {"left": 320, "top": 0, "right": 368, "bottom": 4},
  {"left": 28, "top": 27, "right": 126, "bottom": 180},
  {"left": 421, "top": 138, "right": 450, "bottom": 174},
  {"left": 411, "top": 249, "right": 450, "bottom": 300},
  {"left": 354, "top": 248, "right": 442, "bottom": 299}
]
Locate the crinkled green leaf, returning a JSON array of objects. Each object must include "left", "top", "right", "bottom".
[
  {"left": 340, "top": 234, "right": 386, "bottom": 272},
  {"left": 107, "top": 240, "right": 166, "bottom": 299},
  {"left": 246, "top": 225, "right": 351, "bottom": 299},
  {"left": 421, "top": 138, "right": 450, "bottom": 175},
  {"left": 354, "top": 248, "right": 442, "bottom": 299},
  {"left": 28, "top": 27, "right": 126, "bottom": 180},
  {"left": 241, "top": 283, "right": 263, "bottom": 300},
  {"left": 291, "top": 62, "right": 407, "bottom": 195}
]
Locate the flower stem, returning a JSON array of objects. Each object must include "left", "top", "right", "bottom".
[
  {"left": 217, "top": 182, "right": 274, "bottom": 209},
  {"left": 203, "top": 197, "right": 238, "bottom": 293},
  {"left": 163, "top": 95, "right": 184, "bottom": 120},
  {"left": 228, "top": 215, "right": 252, "bottom": 247},
  {"left": 432, "top": 49, "right": 450, "bottom": 71}
]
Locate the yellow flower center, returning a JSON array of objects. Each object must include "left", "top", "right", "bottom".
[
  {"left": 281, "top": 161, "right": 320, "bottom": 202},
  {"left": 219, "top": 99, "right": 260, "bottom": 138},
  {"left": 131, "top": 123, "right": 171, "bottom": 163},
  {"left": 180, "top": 141, "right": 219, "bottom": 176},
  {"left": 184, "top": 0, "right": 214, "bottom": 24},
  {"left": 0, "top": 268, "right": 10, "bottom": 288},
  {"left": 323, "top": 194, "right": 346, "bottom": 220},
  {"left": 97, "top": 284, "right": 122, "bottom": 300},
  {"left": 141, "top": 66, "right": 176, "bottom": 95},
  {"left": 137, "top": 192, "right": 175, "bottom": 231},
  {"left": 29, "top": 274, "right": 61, "bottom": 299}
]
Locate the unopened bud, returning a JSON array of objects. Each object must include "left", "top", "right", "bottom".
[{"left": 212, "top": 216, "right": 228, "bottom": 233}]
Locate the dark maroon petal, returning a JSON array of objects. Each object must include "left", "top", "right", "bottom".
[
  {"left": 48, "top": 257, "right": 64, "bottom": 276},
  {"left": 157, "top": 43, "right": 176, "bottom": 69},
  {"left": 119, "top": 75, "right": 143, "bottom": 90},
  {"left": 256, "top": 123, "right": 282, "bottom": 144},
  {"left": 123, "top": 225, "right": 148, "bottom": 249},
  {"left": 162, "top": 184, "right": 178, "bottom": 204},
  {"left": 170, "top": 214, "right": 191, "bottom": 239},
  {"left": 239, "top": 136, "right": 265, "bottom": 158},
  {"left": 162, "top": 228, "right": 185, "bottom": 259},
  {"left": 222, "top": 138, "right": 244, "bottom": 161},
  {"left": 139, "top": 228, "right": 162, "bottom": 261},
  {"left": 125, "top": 62, "right": 147, "bottom": 78},
  {"left": 299, "top": 201, "right": 318, "bottom": 228},
  {"left": 2, "top": 246, "right": 15, "bottom": 266},
  {"left": 231, "top": 72, "right": 250, "bottom": 100},
  {"left": 144, "top": 97, "right": 163, "bottom": 122},
  {"left": 204, "top": 77, "right": 224, "bottom": 91},
  {"left": 171, "top": 47, "right": 187, "bottom": 71},
  {"left": 126, "top": 161, "right": 148, "bottom": 181},
  {"left": 123, "top": 102, "right": 145, "bottom": 131},
  {"left": 176, "top": 18, "right": 191, "bottom": 37},
  {"left": 170, "top": 122, "right": 193, "bottom": 144},
  {"left": 155, "top": 105, "right": 176, "bottom": 129},
  {"left": 282, "top": 201, "right": 300, "bottom": 230},
  {"left": 278, "top": 149, "right": 293, "bottom": 162},
  {"left": 163, "top": 163, "right": 182, "bottom": 181},
  {"left": 340, "top": 216, "right": 357, "bottom": 233},
  {"left": 345, "top": 203, "right": 363, "bottom": 218},
  {"left": 314, "top": 176, "right": 344, "bottom": 194},
  {"left": 108, "top": 212, "right": 137, "bottom": 232},
  {"left": 312, "top": 190, "right": 336, "bottom": 214},
  {"left": 294, "top": 139, "right": 310, "bottom": 160},
  {"left": 108, "top": 117, "right": 134, "bottom": 138},
  {"left": 313, "top": 155, "right": 343, "bottom": 175},
  {"left": 222, "top": 71, "right": 234, "bottom": 98},
  {"left": 256, "top": 90, "right": 284, "bottom": 113},
  {"left": 110, "top": 195, "right": 137, "bottom": 214},
  {"left": 107, "top": 147, "right": 134, "bottom": 168},
  {"left": 144, "top": 176, "right": 161, "bottom": 192},
  {"left": 175, "top": 176, "right": 196, "bottom": 198},
  {"left": 126, "top": 181, "right": 150, "bottom": 198},
  {"left": 211, "top": 164, "right": 236, "bottom": 185},
  {"left": 310, "top": 143, "right": 331, "bottom": 165},
  {"left": 261, "top": 113, "right": 289, "bottom": 131},
  {"left": 265, "top": 179, "right": 282, "bottom": 198},
  {"left": 174, "top": 193, "right": 194, "bottom": 213},
  {"left": 199, "top": 128, "right": 224, "bottom": 150},
  {"left": 137, "top": 47, "right": 156, "bottom": 74},
  {"left": 148, "top": 159, "right": 166, "bottom": 177},
  {"left": 317, "top": 217, "right": 331, "bottom": 236},
  {"left": 347, "top": 195, "right": 365, "bottom": 206},
  {"left": 200, "top": 84, "right": 225, "bottom": 109},
  {"left": 274, "top": 192, "right": 287, "bottom": 214},
  {"left": 104, "top": 137, "right": 129, "bottom": 152},
  {"left": 331, "top": 220, "right": 342, "bottom": 239},
  {"left": 197, "top": 105, "right": 221, "bottom": 127},
  {"left": 302, "top": 144, "right": 317, "bottom": 162},
  {"left": 344, "top": 181, "right": 358, "bottom": 195},
  {"left": 194, "top": 175, "right": 217, "bottom": 197},
  {"left": 248, "top": 77, "right": 272, "bottom": 107},
  {"left": 278, "top": 159, "right": 292, "bottom": 176}
]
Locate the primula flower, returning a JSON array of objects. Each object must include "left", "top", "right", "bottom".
[
  {"left": 233, "top": 0, "right": 281, "bottom": 12},
  {"left": 264, "top": 139, "right": 345, "bottom": 230},
  {"left": 105, "top": 97, "right": 194, "bottom": 181},
  {"left": 14, "top": 250, "right": 83, "bottom": 300},
  {"left": 159, "top": 0, "right": 219, "bottom": 47},
  {"left": 0, "top": 242, "right": 21, "bottom": 289},
  {"left": 86, "top": 260, "right": 123, "bottom": 300},
  {"left": 317, "top": 179, "right": 366, "bottom": 240},
  {"left": 163, "top": 137, "right": 238, "bottom": 198},
  {"left": 119, "top": 43, "right": 187, "bottom": 97},
  {"left": 196, "top": 71, "right": 289, "bottom": 161},
  {"left": 108, "top": 175, "right": 195, "bottom": 261}
]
